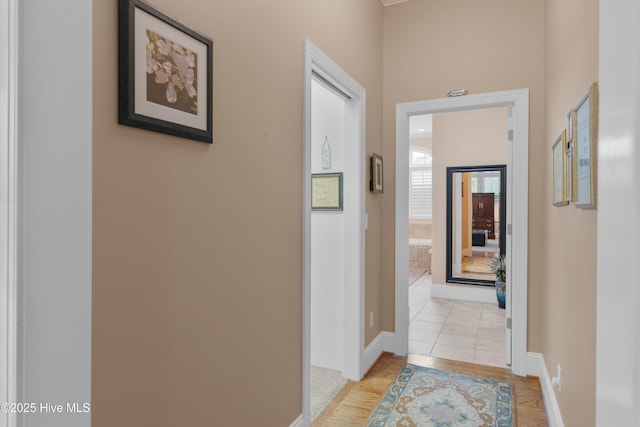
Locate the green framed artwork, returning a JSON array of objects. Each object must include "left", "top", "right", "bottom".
[{"left": 311, "top": 173, "right": 343, "bottom": 211}]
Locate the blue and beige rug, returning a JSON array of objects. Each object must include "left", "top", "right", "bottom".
[{"left": 367, "top": 364, "right": 513, "bottom": 427}]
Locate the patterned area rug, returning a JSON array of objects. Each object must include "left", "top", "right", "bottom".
[
  {"left": 464, "top": 257, "right": 493, "bottom": 275},
  {"left": 367, "top": 364, "right": 513, "bottom": 427}
]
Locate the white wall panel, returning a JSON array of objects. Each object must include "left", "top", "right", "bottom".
[
  {"left": 18, "top": 1, "right": 92, "bottom": 426},
  {"left": 597, "top": 0, "right": 640, "bottom": 424}
]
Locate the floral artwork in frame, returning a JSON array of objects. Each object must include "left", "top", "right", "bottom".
[{"left": 118, "top": 0, "right": 213, "bottom": 143}]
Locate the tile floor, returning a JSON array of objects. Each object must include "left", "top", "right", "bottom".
[{"left": 408, "top": 273, "right": 508, "bottom": 368}]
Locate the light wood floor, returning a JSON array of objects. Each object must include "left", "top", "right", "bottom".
[{"left": 312, "top": 353, "right": 547, "bottom": 427}]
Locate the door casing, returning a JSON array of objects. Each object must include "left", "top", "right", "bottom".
[
  {"left": 395, "top": 89, "right": 529, "bottom": 375},
  {"left": 302, "top": 39, "right": 366, "bottom": 425}
]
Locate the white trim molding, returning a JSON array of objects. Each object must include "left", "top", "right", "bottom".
[
  {"left": 597, "top": 0, "right": 640, "bottom": 424},
  {"left": 381, "top": 332, "right": 396, "bottom": 353},
  {"left": 526, "top": 353, "right": 565, "bottom": 427},
  {"left": 0, "top": 0, "right": 18, "bottom": 426},
  {"left": 363, "top": 333, "right": 384, "bottom": 371},
  {"left": 430, "top": 283, "right": 497, "bottom": 304},
  {"left": 363, "top": 332, "right": 396, "bottom": 374},
  {"left": 395, "top": 89, "right": 529, "bottom": 376},
  {"left": 17, "top": 2, "right": 92, "bottom": 426},
  {"left": 302, "top": 38, "right": 366, "bottom": 427},
  {"left": 289, "top": 414, "right": 305, "bottom": 427}
]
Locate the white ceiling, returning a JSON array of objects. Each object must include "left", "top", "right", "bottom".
[{"left": 380, "top": 0, "right": 411, "bottom": 6}]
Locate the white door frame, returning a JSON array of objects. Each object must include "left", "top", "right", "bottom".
[
  {"left": 395, "top": 89, "right": 529, "bottom": 376},
  {"left": 302, "top": 39, "right": 366, "bottom": 425},
  {"left": 0, "top": 0, "right": 18, "bottom": 425},
  {"left": 597, "top": 0, "right": 640, "bottom": 423},
  {"left": 3, "top": 3, "right": 92, "bottom": 426}
]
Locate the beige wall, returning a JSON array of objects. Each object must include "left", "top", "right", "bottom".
[
  {"left": 543, "top": 0, "right": 599, "bottom": 425},
  {"left": 92, "top": 1, "right": 382, "bottom": 425},
  {"left": 91, "top": 0, "right": 599, "bottom": 424},
  {"left": 431, "top": 108, "right": 507, "bottom": 284},
  {"left": 383, "top": 1, "right": 598, "bottom": 425},
  {"left": 382, "top": 0, "right": 546, "bottom": 338}
]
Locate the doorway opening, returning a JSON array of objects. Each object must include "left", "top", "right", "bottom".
[
  {"left": 407, "top": 108, "right": 510, "bottom": 368},
  {"left": 302, "top": 39, "right": 366, "bottom": 425},
  {"left": 308, "top": 78, "right": 348, "bottom": 422},
  {"left": 395, "top": 90, "right": 530, "bottom": 375}
]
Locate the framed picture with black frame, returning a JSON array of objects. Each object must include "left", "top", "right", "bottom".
[{"left": 118, "top": 0, "right": 213, "bottom": 143}]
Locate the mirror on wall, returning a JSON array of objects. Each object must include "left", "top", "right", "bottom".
[{"left": 446, "top": 164, "right": 506, "bottom": 286}]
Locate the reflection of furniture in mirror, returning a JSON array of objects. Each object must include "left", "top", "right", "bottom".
[
  {"left": 446, "top": 165, "right": 506, "bottom": 286},
  {"left": 472, "top": 229, "right": 488, "bottom": 246},
  {"left": 472, "top": 193, "right": 495, "bottom": 239}
]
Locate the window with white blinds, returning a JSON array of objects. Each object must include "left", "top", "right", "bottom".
[
  {"left": 483, "top": 175, "right": 501, "bottom": 195},
  {"left": 409, "top": 147, "right": 432, "bottom": 218},
  {"left": 471, "top": 172, "right": 501, "bottom": 196}
]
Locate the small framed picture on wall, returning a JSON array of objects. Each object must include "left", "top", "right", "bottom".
[
  {"left": 573, "top": 82, "right": 599, "bottom": 209},
  {"left": 565, "top": 136, "right": 574, "bottom": 202},
  {"left": 118, "top": 0, "right": 213, "bottom": 143},
  {"left": 311, "top": 173, "right": 343, "bottom": 211},
  {"left": 370, "top": 153, "right": 383, "bottom": 193},
  {"left": 552, "top": 130, "right": 569, "bottom": 206}
]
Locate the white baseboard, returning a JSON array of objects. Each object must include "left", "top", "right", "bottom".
[
  {"left": 431, "top": 283, "right": 497, "bottom": 304},
  {"left": 363, "top": 331, "right": 396, "bottom": 375},
  {"left": 363, "top": 333, "right": 383, "bottom": 374},
  {"left": 525, "top": 352, "right": 564, "bottom": 427},
  {"left": 382, "top": 331, "right": 396, "bottom": 353},
  {"left": 289, "top": 414, "right": 304, "bottom": 427}
]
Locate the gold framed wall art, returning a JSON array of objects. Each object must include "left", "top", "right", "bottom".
[
  {"left": 552, "top": 130, "right": 569, "bottom": 206},
  {"left": 573, "top": 82, "right": 598, "bottom": 209}
]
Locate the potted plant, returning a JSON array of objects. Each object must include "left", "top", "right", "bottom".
[{"left": 490, "top": 254, "right": 506, "bottom": 309}]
